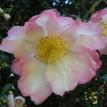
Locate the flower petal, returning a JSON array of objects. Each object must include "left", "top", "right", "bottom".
[
  {"left": 30, "top": 9, "right": 60, "bottom": 22},
  {"left": 91, "top": 8, "right": 107, "bottom": 22},
  {"left": 31, "top": 9, "right": 60, "bottom": 36},
  {"left": 11, "top": 58, "right": 26, "bottom": 75},
  {"left": 90, "top": 8, "right": 107, "bottom": 54},
  {"left": 0, "top": 26, "right": 25, "bottom": 53},
  {"left": 0, "top": 22, "right": 44, "bottom": 57},
  {"left": 47, "top": 16, "right": 74, "bottom": 35},
  {"left": 72, "top": 21, "right": 106, "bottom": 50},
  {"left": 0, "top": 38, "right": 15, "bottom": 53},
  {"left": 74, "top": 35, "right": 106, "bottom": 50},
  {"left": 32, "top": 9, "right": 75, "bottom": 36},
  {"left": 46, "top": 54, "right": 78, "bottom": 96},
  {"left": 70, "top": 48, "right": 101, "bottom": 84},
  {"left": 18, "top": 58, "right": 52, "bottom": 104}
]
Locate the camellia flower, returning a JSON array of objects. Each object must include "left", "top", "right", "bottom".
[
  {"left": 0, "top": 9, "right": 103, "bottom": 104},
  {"left": 90, "top": 8, "right": 107, "bottom": 55}
]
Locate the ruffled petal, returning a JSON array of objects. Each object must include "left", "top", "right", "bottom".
[
  {"left": 70, "top": 48, "right": 101, "bottom": 84},
  {"left": 18, "top": 58, "right": 52, "bottom": 104},
  {"left": 0, "top": 38, "right": 15, "bottom": 53},
  {"left": 0, "top": 26, "right": 25, "bottom": 53},
  {"left": 30, "top": 9, "right": 60, "bottom": 36},
  {"left": 91, "top": 8, "right": 107, "bottom": 22},
  {"left": 90, "top": 8, "right": 107, "bottom": 54},
  {"left": 46, "top": 54, "right": 78, "bottom": 96},
  {"left": 0, "top": 21, "right": 44, "bottom": 57},
  {"left": 7, "top": 26, "right": 25, "bottom": 40},
  {"left": 74, "top": 21, "right": 102, "bottom": 36},
  {"left": 74, "top": 35, "right": 106, "bottom": 51},
  {"left": 46, "top": 16, "right": 74, "bottom": 35},
  {"left": 30, "top": 9, "right": 60, "bottom": 22},
  {"left": 11, "top": 58, "right": 26, "bottom": 75},
  {"left": 72, "top": 21, "right": 106, "bottom": 50},
  {"left": 31, "top": 9, "right": 75, "bottom": 36}
]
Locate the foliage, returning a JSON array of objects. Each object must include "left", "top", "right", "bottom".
[{"left": 0, "top": 0, "right": 107, "bottom": 107}]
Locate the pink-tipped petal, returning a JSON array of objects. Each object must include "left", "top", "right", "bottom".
[
  {"left": 74, "top": 35, "right": 106, "bottom": 50},
  {"left": 46, "top": 16, "right": 74, "bottom": 36},
  {"left": 0, "top": 26, "right": 24, "bottom": 53},
  {"left": 30, "top": 9, "right": 60, "bottom": 21},
  {"left": 72, "top": 21, "right": 106, "bottom": 50},
  {"left": 0, "top": 18, "right": 45, "bottom": 57},
  {"left": 0, "top": 38, "right": 15, "bottom": 53},
  {"left": 11, "top": 58, "right": 26, "bottom": 75},
  {"left": 30, "top": 9, "right": 60, "bottom": 36},
  {"left": 74, "top": 20, "right": 102, "bottom": 36},
  {"left": 91, "top": 8, "right": 107, "bottom": 22},
  {"left": 90, "top": 8, "right": 107, "bottom": 55},
  {"left": 71, "top": 48, "right": 101, "bottom": 84},
  {"left": 18, "top": 58, "right": 52, "bottom": 104},
  {"left": 32, "top": 9, "right": 75, "bottom": 36},
  {"left": 8, "top": 26, "right": 25, "bottom": 40}
]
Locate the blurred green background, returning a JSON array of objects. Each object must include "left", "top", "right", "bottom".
[{"left": 0, "top": 0, "right": 107, "bottom": 107}]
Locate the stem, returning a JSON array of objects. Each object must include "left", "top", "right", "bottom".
[{"left": 84, "top": 0, "right": 102, "bottom": 20}]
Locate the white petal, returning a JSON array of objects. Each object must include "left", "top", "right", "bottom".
[
  {"left": 46, "top": 54, "right": 77, "bottom": 96},
  {"left": 18, "top": 58, "right": 52, "bottom": 104}
]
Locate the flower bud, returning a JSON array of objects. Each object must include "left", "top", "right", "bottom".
[
  {"left": 3, "top": 13, "right": 11, "bottom": 20},
  {"left": 7, "top": 93, "right": 25, "bottom": 107}
]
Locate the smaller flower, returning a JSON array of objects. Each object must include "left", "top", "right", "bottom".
[
  {"left": 90, "top": 8, "right": 107, "bottom": 55},
  {"left": 7, "top": 93, "right": 25, "bottom": 107}
]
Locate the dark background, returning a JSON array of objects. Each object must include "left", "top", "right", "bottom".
[{"left": 0, "top": 0, "right": 107, "bottom": 107}]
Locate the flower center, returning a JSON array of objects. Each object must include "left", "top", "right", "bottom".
[
  {"left": 100, "top": 21, "right": 107, "bottom": 36},
  {"left": 36, "top": 36, "right": 69, "bottom": 64}
]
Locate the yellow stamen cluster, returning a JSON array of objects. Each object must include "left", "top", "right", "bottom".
[
  {"left": 36, "top": 36, "right": 69, "bottom": 64},
  {"left": 100, "top": 20, "right": 107, "bottom": 36}
]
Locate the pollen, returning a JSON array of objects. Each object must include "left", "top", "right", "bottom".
[
  {"left": 100, "top": 20, "right": 107, "bottom": 36},
  {"left": 36, "top": 36, "right": 69, "bottom": 64}
]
